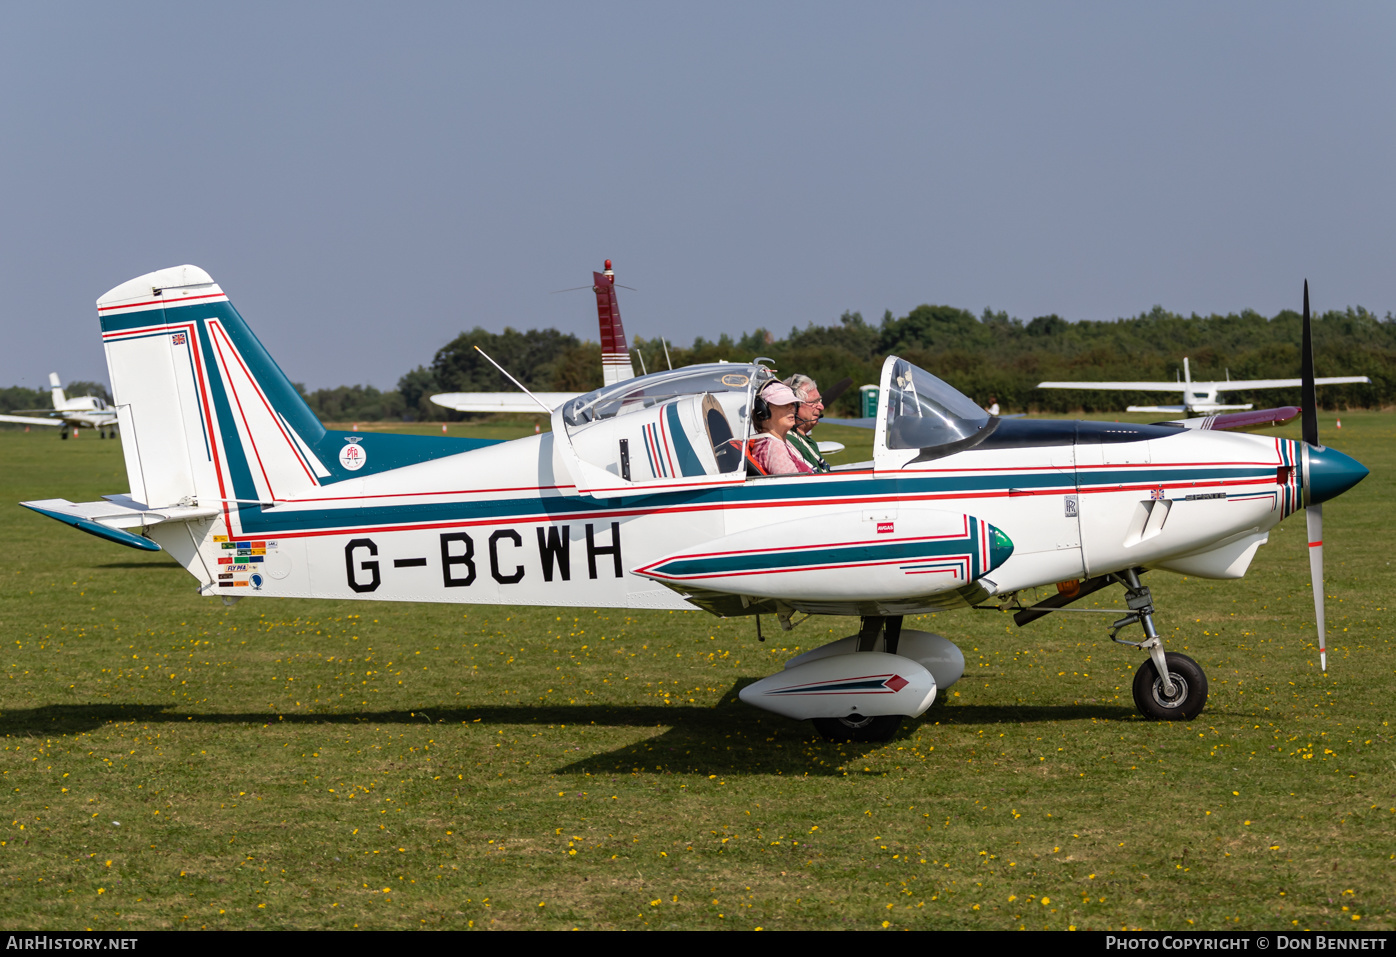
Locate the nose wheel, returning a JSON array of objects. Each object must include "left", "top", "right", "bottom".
[{"left": 1132, "top": 652, "right": 1208, "bottom": 721}]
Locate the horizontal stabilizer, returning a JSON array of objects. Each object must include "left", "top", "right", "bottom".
[{"left": 21, "top": 497, "right": 218, "bottom": 550}]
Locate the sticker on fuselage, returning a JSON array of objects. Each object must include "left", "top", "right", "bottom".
[{"left": 339, "top": 437, "right": 367, "bottom": 471}]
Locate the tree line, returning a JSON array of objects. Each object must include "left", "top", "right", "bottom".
[{"left": 369, "top": 302, "right": 1395, "bottom": 420}]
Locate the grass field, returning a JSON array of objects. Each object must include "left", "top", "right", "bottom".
[{"left": 1, "top": 414, "right": 1391, "bottom": 931}]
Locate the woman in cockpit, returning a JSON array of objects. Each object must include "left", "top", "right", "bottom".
[{"left": 746, "top": 381, "right": 814, "bottom": 476}]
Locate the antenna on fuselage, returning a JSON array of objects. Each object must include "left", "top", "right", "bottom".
[{"left": 472, "top": 346, "right": 555, "bottom": 415}]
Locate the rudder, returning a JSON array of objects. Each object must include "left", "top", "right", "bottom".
[{"left": 98, "top": 265, "right": 332, "bottom": 513}]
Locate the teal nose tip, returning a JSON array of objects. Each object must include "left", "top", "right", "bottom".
[{"left": 1307, "top": 445, "right": 1369, "bottom": 505}]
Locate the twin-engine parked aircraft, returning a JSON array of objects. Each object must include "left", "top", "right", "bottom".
[
  {"left": 22, "top": 267, "right": 1368, "bottom": 741},
  {"left": 1, "top": 372, "right": 121, "bottom": 438},
  {"left": 1038, "top": 356, "right": 1369, "bottom": 414}
]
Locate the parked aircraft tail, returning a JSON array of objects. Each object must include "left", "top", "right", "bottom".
[
  {"left": 97, "top": 265, "right": 493, "bottom": 515},
  {"left": 48, "top": 372, "right": 66, "bottom": 409},
  {"left": 595, "top": 260, "right": 636, "bottom": 386}
]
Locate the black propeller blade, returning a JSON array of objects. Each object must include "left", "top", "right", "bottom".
[
  {"left": 819, "top": 377, "right": 855, "bottom": 415},
  {"left": 1300, "top": 280, "right": 1327, "bottom": 671},
  {"left": 1301, "top": 280, "right": 1319, "bottom": 448}
]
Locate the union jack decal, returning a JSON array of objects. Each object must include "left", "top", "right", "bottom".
[{"left": 171, "top": 332, "right": 186, "bottom": 345}]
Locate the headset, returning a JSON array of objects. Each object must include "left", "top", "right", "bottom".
[{"left": 752, "top": 392, "right": 771, "bottom": 424}]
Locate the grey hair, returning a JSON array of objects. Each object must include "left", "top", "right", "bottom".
[{"left": 782, "top": 373, "right": 819, "bottom": 401}]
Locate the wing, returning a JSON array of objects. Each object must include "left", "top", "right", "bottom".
[
  {"left": 1036, "top": 381, "right": 1187, "bottom": 392},
  {"left": 1159, "top": 406, "right": 1299, "bottom": 433},
  {"left": 0, "top": 413, "right": 63, "bottom": 427},
  {"left": 429, "top": 392, "right": 578, "bottom": 413},
  {"left": 1212, "top": 376, "right": 1369, "bottom": 392}
]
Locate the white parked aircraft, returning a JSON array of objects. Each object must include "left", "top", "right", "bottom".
[
  {"left": 23, "top": 268, "right": 1367, "bottom": 742},
  {"left": 1, "top": 372, "right": 120, "bottom": 438},
  {"left": 1038, "top": 356, "right": 1369, "bottom": 414},
  {"left": 429, "top": 261, "right": 637, "bottom": 415}
]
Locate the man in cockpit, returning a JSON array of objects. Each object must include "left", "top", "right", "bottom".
[{"left": 783, "top": 374, "right": 830, "bottom": 472}]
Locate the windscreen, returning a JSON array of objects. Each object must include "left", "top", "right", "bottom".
[{"left": 883, "top": 358, "right": 992, "bottom": 450}]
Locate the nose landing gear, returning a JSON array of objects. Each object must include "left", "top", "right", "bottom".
[{"left": 1110, "top": 569, "right": 1209, "bottom": 721}]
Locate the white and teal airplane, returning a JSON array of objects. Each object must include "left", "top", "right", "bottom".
[{"left": 21, "top": 266, "right": 1368, "bottom": 741}]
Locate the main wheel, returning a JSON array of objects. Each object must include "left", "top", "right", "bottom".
[
  {"left": 1132, "top": 652, "right": 1208, "bottom": 721},
  {"left": 812, "top": 713, "right": 902, "bottom": 743}
]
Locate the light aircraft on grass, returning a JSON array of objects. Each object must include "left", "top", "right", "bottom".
[
  {"left": 1, "top": 372, "right": 120, "bottom": 438},
  {"left": 1037, "top": 356, "right": 1369, "bottom": 415},
  {"left": 21, "top": 266, "right": 1368, "bottom": 742}
]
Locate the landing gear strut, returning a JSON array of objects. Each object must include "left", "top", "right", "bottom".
[{"left": 1110, "top": 569, "right": 1209, "bottom": 721}]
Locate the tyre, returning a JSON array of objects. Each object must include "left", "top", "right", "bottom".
[
  {"left": 1132, "top": 652, "right": 1208, "bottom": 721},
  {"left": 812, "top": 713, "right": 902, "bottom": 743}
]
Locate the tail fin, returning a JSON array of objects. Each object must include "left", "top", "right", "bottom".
[
  {"left": 48, "top": 372, "right": 66, "bottom": 409},
  {"left": 98, "top": 265, "right": 335, "bottom": 511},
  {"left": 594, "top": 260, "right": 636, "bottom": 386}
]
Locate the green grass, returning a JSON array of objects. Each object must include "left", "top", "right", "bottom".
[{"left": 0, "top": 415, "right": 1391, "bottom": 930}]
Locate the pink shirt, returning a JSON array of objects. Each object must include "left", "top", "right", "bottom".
[{"left": 748, "top": 433, "right": 814, "bottom": 475}]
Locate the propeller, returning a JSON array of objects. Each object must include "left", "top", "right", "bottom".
[
  {"left": 1294, "top": 284, "right": 1370, "bottom": 673},
  {"left": 818, "top": 377, "right": 855, "bottom": 416},
  {"left": 1300, "top": 281, "right": 1327, "bottom": 671}
]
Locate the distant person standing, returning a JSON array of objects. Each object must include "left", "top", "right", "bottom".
[
  {"left": 985, "top": 395, "right": 1000, "bottom": 416},
  {"left": 783, "top": 374, "right": 830, "bottom": 472}
]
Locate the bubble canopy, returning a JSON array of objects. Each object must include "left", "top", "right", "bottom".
[{"left": 560, "top": 362, "right": 771, "bottom": 430}]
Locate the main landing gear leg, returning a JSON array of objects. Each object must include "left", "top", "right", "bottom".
[
  {"left": 812, "top": 614, "right": 906, "bottom": 743},
  {"left": 1110, "top": 568, "right": 1208, "bottom": 721}
]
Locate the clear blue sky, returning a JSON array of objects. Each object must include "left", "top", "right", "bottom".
[{"left": 2, "top": 2, "right": 1392, "bottom": 391}]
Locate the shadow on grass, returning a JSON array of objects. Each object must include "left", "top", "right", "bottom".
[{"left": 0, "top": 686, "right": 1138, "bottom": 776}]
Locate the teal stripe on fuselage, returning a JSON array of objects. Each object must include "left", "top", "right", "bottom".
[{"left": 224, "top": 461, "right": 1273, "bottom": 540}]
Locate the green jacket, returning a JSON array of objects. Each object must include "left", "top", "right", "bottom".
[{"left": 786, "top": 430, "right": 829, "bottom": 472}]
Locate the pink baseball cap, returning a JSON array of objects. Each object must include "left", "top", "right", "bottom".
[{"left": 759, "top": 382, "right": 798, "bottom": 406}]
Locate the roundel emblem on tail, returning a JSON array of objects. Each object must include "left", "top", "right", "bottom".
[{"left": 339, "top": 439, "right": 367, "bottom": 471}]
